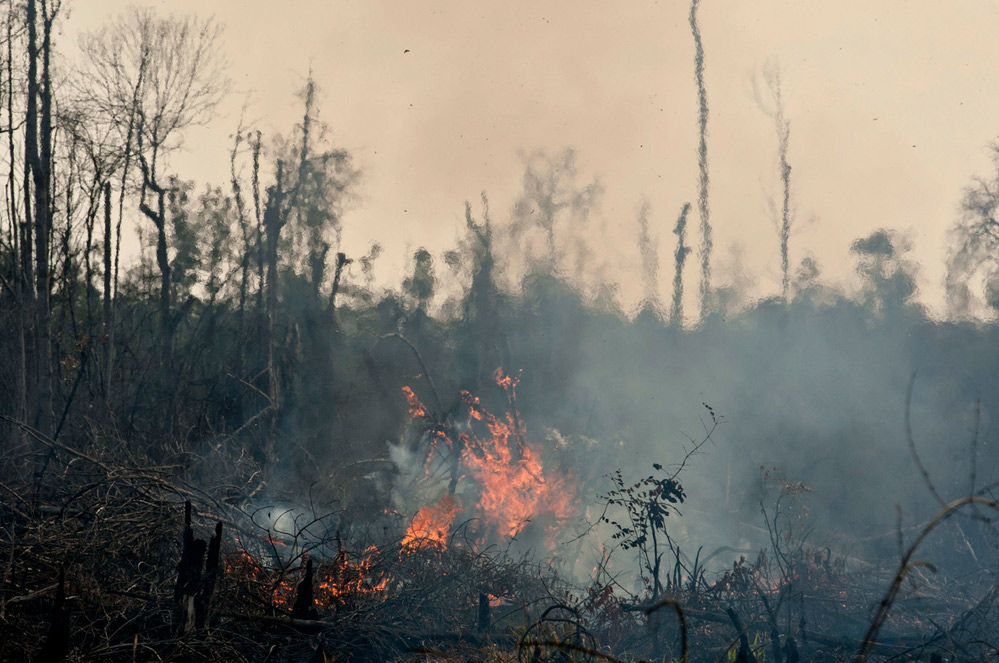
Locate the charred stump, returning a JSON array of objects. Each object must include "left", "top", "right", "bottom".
[
  {"left": 726, "top": 607, "right": 758, "bottom": 663},
  {"left": 477, "top": 592, "right": 490, "bottom": 632},
  {"left": 174, "top": 501, "right": 223, "bottom": 633},
  {"left": 34, "top": 567, "right": 69, "bottom": 663},
  {"left": 197, "top": 521, "right": 223, "bottom": 628},
  {"left": 291, "top": 558, "right": 320, "bottom": 620}
]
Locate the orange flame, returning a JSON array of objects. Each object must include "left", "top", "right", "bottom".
[
  {"left": 402, "top": 386, "right": 428, "bottom": 418},
  {"left": 401, "top": 494, "right": 463, "bottom": 549},
  {"left": 402, "top": 368, "right": 577, "bottom": 546},
  {"left": 460, "top": 389, "right": 574, "bottom": 540},
  {"left": 225, "top": 545, "right": 389, "bottom": 611},
  {"left": 317, "top": 546, "right": 390, "bottom": 601}
]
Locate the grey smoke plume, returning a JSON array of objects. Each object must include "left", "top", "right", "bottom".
[
  {"left": 636, "top": 200, "right": 660, "bottom": 309},
  {"left": 689, "top": 0, "right": 712, "bottom": 319}
]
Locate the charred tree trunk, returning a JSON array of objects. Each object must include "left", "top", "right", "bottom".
[
  {"left": 291, "top": 558, "right": 319, "bottom": 620},
  {"left": 83, "top": 181, "right": 97, "bottom": 333},
  {"left": 61, "top": 145, "right": 79, "bottom": 343},
  {"left": 35, "top": 568, "right": 69, "bottom": 663},
  {"left": 137, "top": 144, "right": 181, "bottom": 435},
  {"left": 197, "top": 522, "right": 223, "bottom": 629},
  {"left": 328, "top": 251, "right": 351, "bottom": 311},
  {"left": 175, "top": 502, "right": 223, "bottom": 633}
]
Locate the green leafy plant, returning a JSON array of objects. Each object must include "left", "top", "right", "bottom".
[{"left": 601, "top": 463, "right": 686, "bottom": 596}]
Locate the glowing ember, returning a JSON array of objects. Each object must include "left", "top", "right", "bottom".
[
  {"left": 401, "top": 494, "right": 463, "bottom": 549},
  {"left": 316, "top": 546, "right": 390, "bottom": 601},
  {"left": 225, "top": 544, "right": 389, "bottom": 611}
]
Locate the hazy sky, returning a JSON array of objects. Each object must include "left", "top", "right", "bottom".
[{"left": 65, "top": 1, "right": 999, "bottom": 316}]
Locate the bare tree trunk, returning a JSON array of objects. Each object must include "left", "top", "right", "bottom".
[
  {"left": 671, "top": 203, "right": 692, "bottom": 327},
  {"left": 689, "top": 0, "right": 712, "bottom": 319},
  {"left": 251, "top": 131, "right": 264, "bottom": 313},
  {"left": 154, "top": 188, "right": 170, "bottom": 360},
  {"left": 102, "top": 182, "right": 113, "bottom": 399},
  {"left": 83, "top": 182, "right": 96, "bottom": 332},
  {"left": 754, "top": 63, "right": 794, "bottom": 303},
  {"left": 21, "top": 4, "right": 37, "bottom": 431},
  {"left": 7, "top": 7, "right": 27, "bottom": 430},
  {"left": 108, "top": 62, "right": 146, "bottom": 408},
  {"left": 61, "top": 135, "right": 79, "bottom": 343},
  {"left": 230, "top": 128, "right": 250, "bottom": 374},
  {"left": 25, "top": 0, "right": 55, "bottom": 436},
  {"left": 139, "top": 176, "right": 172, "bottom": 370},
  {"left": 263, "top": 161, "right": 286, "bottom": 463}
]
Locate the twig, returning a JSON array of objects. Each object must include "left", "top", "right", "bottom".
[{"left": 856, "top": 496, "right": 999, "bottom": 663}]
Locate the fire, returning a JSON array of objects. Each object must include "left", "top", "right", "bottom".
[
  {"left": 225, "top": 541, "right": 389, "bottom": 611},
  {"left": 401, "top": 368, "right": 577, "bottom": 545},
  {"left": 317, "top": 546, "right": 390, "bottom": 600},
  {"left": 402, "top": 385, "right": 428, "bottom": 418},
  {"left": 459, "top": 390, "right": 574, "bottom": 540},
  {"left": 401, "top": 494, "right": 463, "bottom": 549}
]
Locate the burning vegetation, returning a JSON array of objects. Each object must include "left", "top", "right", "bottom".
[
  {"left": 6, "top": 2, "right": 999, "bottom": 662},
  {"left": 5, "top": 367, "right": 999, "bottom": 662},
  {"left": 401, "top": 369, "right": 578, "bottom": 546}
]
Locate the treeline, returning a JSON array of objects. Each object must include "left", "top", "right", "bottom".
[
  {"left": 0, "top": 4, "right": 374, "bottom": 470},
  {"left": 3, "top": 2, "right": 999, "bottom": 539}
]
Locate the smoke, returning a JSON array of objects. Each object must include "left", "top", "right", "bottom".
[
  {"left": 232, "top": 135, "right": 999, "bottom": 587},
  {"left": 689, "top": 0, "right": 712, "bottom": 319},
  {"left": 635, "top": 199, "right": 660, "bottom": 311},
  {"left": 425, "top": 213, "right": 997, "bottom": 572},
  {"left": 506, "top": 283, "right": 997, "bottom": 570}
]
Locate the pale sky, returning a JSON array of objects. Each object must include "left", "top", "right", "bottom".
[{"left": 64, "top": 1, "right": 999, "bottom": 317}]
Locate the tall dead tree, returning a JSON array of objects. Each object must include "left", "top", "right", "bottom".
[
  {"left": 102, "top": 182, "right": 113, "bottom": 395},
  {"left": 754, "top": 61, "right": 793, "bottom": 302},
  {"left": 689, "top": 0, "right": 712, "bottom": 318},
  {"left": 230, "top": 123, "right": 251, "bottom": 358},
  {"left": 251, "top": 130, "right": 264, "bottom": 312},
  {"left": 7, "top": 5, "right": 29, "bottom": 431},
  {"left": 262, "top": 160, "right": 287, "bottom": 463},
  {"left": 671, "top": 203, "right": 692, "bottom": 327},
  {"left": 23, "top": 0, "right": 59, "bottom": 435}
]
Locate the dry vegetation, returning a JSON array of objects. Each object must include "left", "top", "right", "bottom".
[
  {"left": 4, "top": 407, "right": 999, "bottom": 663},
  {"left": 5, "top": 2, "right": 999, "bottom": 662}
]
